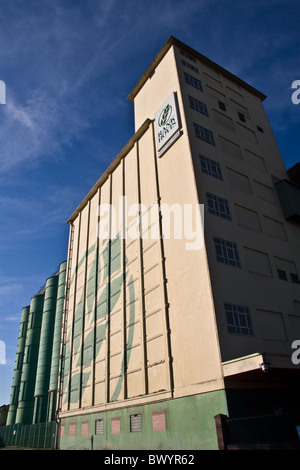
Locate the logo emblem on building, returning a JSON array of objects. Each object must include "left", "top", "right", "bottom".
[
  {"left": 62, "top": 233, "right": 136, "bottom": 405},
  {"left": 155, "top": 92, "right": 182, "bottom": 157},
  {"left": 158, "top": 104, "right": 173, "bottom": 127}
]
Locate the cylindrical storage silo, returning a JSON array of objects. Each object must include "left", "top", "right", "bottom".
[
  {"left": 47, "top": 261, "right": 67, "bottom": 422},
  {"left": 6, "top": 306, "right": 30, "bottom": 426},
  {"left": 32, "top": 275, "right": 59, "bottom": 424},
  {"left": 15, "top": 294, "right": 44, "bottom": 425}
]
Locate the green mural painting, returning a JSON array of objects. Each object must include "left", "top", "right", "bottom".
[{"left": 62, "top": 233, "right": 135, "bottom": 405}]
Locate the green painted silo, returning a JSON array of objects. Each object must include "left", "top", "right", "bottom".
[
  {"left": 47, "top": 261, "right": 67, "bottom": 422},
  {"left": 32, "top": 275, "right": 59, "bottom": 424},
  {"left": 6, "top": 306, "right": 30, "bottom": 426},
  {"left": 15, "top": 294, "right": 45, "bottom": 425}
]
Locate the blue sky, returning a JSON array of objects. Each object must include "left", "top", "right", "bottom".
[{"left": 0, "top": 0, "right": 299, "bottom": 404}]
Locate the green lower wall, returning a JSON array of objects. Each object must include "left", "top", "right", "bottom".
[{"left": 58, "top": 390, "right": 228, "bottom": 450}]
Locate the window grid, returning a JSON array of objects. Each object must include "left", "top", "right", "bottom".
[
  {"left": 238, "top": 112, "right": 246, "bottom": 122},
  {"left": 180, "top": 50, "right": 196, "bottom": 63},
  {"left": 277, "top": 269, "right": 288, "bottom": 281},
  {"left": 184, "top": 72, "right": 203, "bottom": 91},
  {"left": 200, "top": 155, "right": 223, "bottom": 180},
  {"left": 182, "top": 60, "right": 199, "bottom": 73},
  {"left": 224, "top": 303, "right": 254, "bottom": 336},
  {"left": 95, "top": 419, "right": 104, "bottom": 435},
  {"left": 214, "top": 237, "right": 241, "bottom": 267},
  {"left": 290, "top": 272, "right": 300, "bottom": 284},
  {"left": 218, "top": 101, "right": 226, "bottom": 111},
  {"left": 188, "top": 95, "right": 208, "bottom": 117},
  {"left": 206, "top": 193, "right": 231, "bottom": 220},
  {"left": 193, "top": 122, "right": 215, "bottom": 146},
  {"left": 130, "top": 414, "right": 142, "bottom": 433}
]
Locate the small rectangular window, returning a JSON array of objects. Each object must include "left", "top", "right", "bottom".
[
  {"left": 182, "top": 60, "right": 199, "bottom": 73},
  {"left": 214, "top": 237, "right": 241, "bottom": 267},
  {"left": 257, "top": 125, "right": 264, "bottom": 133},
  {"left": 277, "top": 269, "right": 288, "bottom": 281},
  {"left": 290, "top": 273, "right": 300, "bottom": 284},
  {"left": 224, "top": 303, "right": 254, "bottom": 336},
  {"left": 130, "top": 414, "right": 142, "bottom": 433},
  {"left": 200, "top": 155, "right": 223, "bottom": 180},
  {"left": 238, "top": 112, "right": 246, "bottom": 122},
  {"left": 218, "top": 101, "right": 226, "bottom": 111},
  {"left": 180, "top": 50, "right": 196, "bottom": 63},
  {"left": 184, "top": 72, "right": 203, "bottom": 91},
  {"left": 188, "top": 95, "right": 208, "bottom": 116},
  {"left": 193, "top": 122, "right": 215, "bottom": 146},
  {"left": 206, "top": 193, "right": 231, "bottom": 220},
  {"left": 95, "top": 419, "right": 104, "bottom": 435}
]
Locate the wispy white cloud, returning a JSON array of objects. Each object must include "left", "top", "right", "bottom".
[
  {"left": 0, "top": 85, "right": 90, "bottom": 174},
  {"left": 3, "top": 315, "right": 21, "bottom": 323},
  {"left": 0, "top": 283, "right": 23, "bottom": 297},
  {"left": 0, "top": 184, "right": 75, "bottom": 247}
]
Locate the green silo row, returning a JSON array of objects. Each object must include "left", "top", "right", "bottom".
[
  {"left": 32, "top": 275, "right": 59, "bottom": 424},
  {"left": 15, "top": 293, "right": 45, "bottom": 425},
  {"left": 6, "top": 306, "right": 30, "bottom": 426},
  {"left": 7, "top": 261, "right": 67, "bottom": 427}
]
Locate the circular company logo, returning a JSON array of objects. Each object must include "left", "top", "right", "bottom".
[
  {"left": 158, "top": 104, "right": 172, "bottom": 127},
  {"left": 62, "top": 235, "right": 136, "bottom": 405}
]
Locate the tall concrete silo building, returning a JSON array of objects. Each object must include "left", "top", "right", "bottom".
[
  {"left": 3, "top": 36, "right": 300, "bottom": 450},
  {"left": 56, "top": 37, "right": 300, "bottom": 449}
]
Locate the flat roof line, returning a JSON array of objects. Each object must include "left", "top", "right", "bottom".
[
  {"left": 67, "top": 118, "right": 153, "bottom": 224},
  {"left": 128, "top": 36, "right": 266, "bottom": 102}
]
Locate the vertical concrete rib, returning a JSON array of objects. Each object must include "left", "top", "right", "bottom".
[
  {"left": 67, "top": 212, "right": 82, "bottom": 409},
  {"left": 105, "top": 174, "right": 113, "bottom": 403},
  {"left": 92, "top": 188, "right": 101, "bottom": 406},
  {"left": 79, "top": 200, "right": 91, "bottom": 408},
  {"left": 57, "top": 225, "right": 74, "bottom": 416},
  {"left": 136, "top": 140, "right": 148, "bottom": 395},
  {"left": 121, "top": 157, "right": 127, "bottom": 400},
  {"left": 151, "top": 120, "right": 174, "bottom": 396}
]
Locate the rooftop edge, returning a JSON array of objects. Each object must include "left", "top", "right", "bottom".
[{"left": 128, "top": 36, "right": 266, "bottom": 102}]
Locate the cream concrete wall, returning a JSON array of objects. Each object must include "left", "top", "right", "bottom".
[
  {"left": 59, "top": 38, "right": 300, "bottom": 418},
  {"left": 130, "top": 46, "right": 225, "bottom": 397},
  {"left": 133, "top": 47, "right": 180, "bottom": 132},
  {"left": 59, "top": 47, "right": 225, "bottom": 415},
  {"left": 172, "top": 45, "right": 300, "bottom": 364}
]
